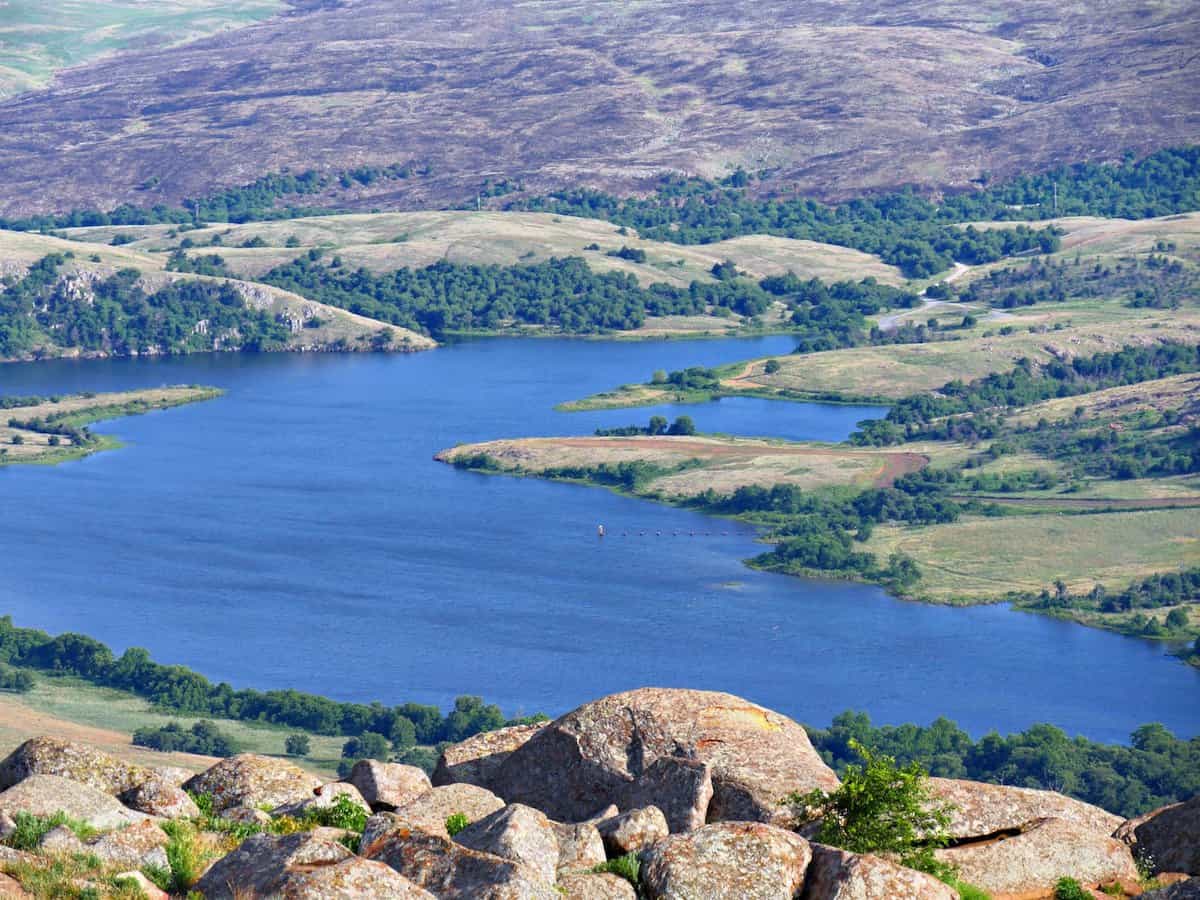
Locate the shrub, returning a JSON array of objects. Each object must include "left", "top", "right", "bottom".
[
  {"left": 162, "top": 820, "right": 207, "bottom": 893},
  {"left": 284, "top": 733, "right": 311, "bottom": 757},
  {"left": 0, "top": 663, "right": 34, "bottom": 693},
  {"left": 764, "top": 358, "right": 782, "bottom": 374},
  {"left": 1053, "top": 877, "right": 1090, "bottom": 900},
  {"left": 311, "top": 794, "right": 368, "bottom": 832},
  {"left": 592, "top": 852, "right": 640, "bottom": 887},
  {"left": 445, "top": 813, "right": 470, "bottom": 837}
]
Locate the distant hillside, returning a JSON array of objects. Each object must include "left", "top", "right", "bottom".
[{"left": 0, "top": 0, "right": 1196, "bottom": 217}]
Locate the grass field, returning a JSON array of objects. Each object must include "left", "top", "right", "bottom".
[
  {"left": 0, "top": 674, "right": 343, "bottom": 778},
  {"left": 865, "top": 508, "right": 1200, "bottom": 603},
  {"left": 0, "top": 0, "right": 282, "bottom": 97}
]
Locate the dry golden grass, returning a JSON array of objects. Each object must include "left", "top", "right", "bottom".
[{"left": 1005, "top": 372, "right": 1200, "bottom": 427}]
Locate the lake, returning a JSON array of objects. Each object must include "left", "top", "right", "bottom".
[{"left": 1, "top": 336, "right": 1197, "bottom": 743}]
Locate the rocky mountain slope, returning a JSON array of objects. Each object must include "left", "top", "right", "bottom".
[
  {"left": 0, "top": 0, "right": 1196, "bottom": 217},
  {"left": 0, "top": 688, "right": 1196, "bottom": 898}
]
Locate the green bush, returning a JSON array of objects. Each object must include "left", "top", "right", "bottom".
[
  {"left": 1053, "top": 877, "right": 1091, "bottom": 900},
  {"left": 591, "top": 852, "right": 640, "bottom": 887},
  {"left": 445, "top": 813, "right": 470, "bottom": 837},
  {"left": 284, "top": 733, "right": 311, "bottom": 757},
  {"left": 311, "top": 794, "right": 368, "bottom": 832}
]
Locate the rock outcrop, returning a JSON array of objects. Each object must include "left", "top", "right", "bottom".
[
  {"left": 0, "top": 738, "right": 150, "bottom": 796},
  {"left": 120, "top": 776, "right": 200, "bottom": 819},
  {"left": 617, "top": 756, "right": 712, "bottom": 833},
  {"left": 0, "top": 774, "right": 149, "bottom": 829},
  {"left": 550, "top": 819, "right": 607, "bottom": 873},
  {"left": 928, "top": 776, "right": 1124, "bottom": 839},
  {"left": 348, "top": 760, "right": 433, "bottom": 812},
  {"left": 452, "top": 803, "right": 560, "bottom": 885},
  {"left": 483, "top": 688, "right": 838, "bottom": 825},
  {"left": 388, "top": 783, "right": 506, "bottom": 838},
  {"left": 641, "top": 821, "right": 812, "bottom": 900},
  {"left": 558, "top": 871, "right": 638, "bottom": 899},
  {"left": 803, "top": 842, "right": 958, "bottom": 899},
  {"left": 1116, "top": 794, "right": 1200, "bottom": 875},
  {"left": 271, "top": 781, "right": 371, "bottom": 820},
  {"left": 595, "top": 806, "right": 669, "bottom": 856},
  {"left": 433, "top": 723, "right": 547, "bottom": 787},
  {"left": 183, "top": 753, "right": 321, "bottom": 812}
]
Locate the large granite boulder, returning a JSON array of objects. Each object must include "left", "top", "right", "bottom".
[
  {"left": 1143, "top": 881, "right": 1200, "bottom": 899},
  {"left": 389, "top": 783, "right": 506, "bottom": 838},
  {"left": 0, "top": 873, "right": 29, "bottom": 898},
  {"left": 803, "top": 842, "right": 957, "bottom": 899},
  {"left": 434, "top": 723, "right": 548, "bottom": 787},
  {"left": 617, "top": 756, "right": 712, "bottom": 834},
  {"left": 86, "top": 819, "right": 170, "bottom": 869},
  {"left": 183, "top": 754, "right": 321, "bottom": 812},
  {"left": 0, "top": 737, "right": 150, "bottom": 796},
  {"left": 935, "top": 816, "right": 1139, "bottom": 896},
  {"left": 640, "top": 821, "right": 812, "bottom": 900},
  {"left": 0, "top": 774, "right": 149, "bottom": 829},
  {"left": 558, "top": 872, "right": 638, "bottom": 899},
  {"left": 453, "top": 803, "right": 560, "bottom": 885},
  {"left": 365, "top": 826, "right": 560, "bottom": 899},
  {"left": 927, "top": 777, "right": 1123, "bottom": 839},
  {"left": 120, "top": 776, "right": 200, "bottom": 819},
  {"left": 486, "top": 689, "right": 838, "bottom": 825},
  {"left": 1115, "top": 794, "right": 1200, "bottom": 875},
  {"left": 195, "top": 829, "right": 431, "bottom": 899},
  {"left": 550, "top": 820, "right": 607, "bottom": 873},
  {"left": 595, "top": 806, "right": 669, "bottom": 856},
  {"left": 272, "top": 781, "right": 371, "bottom": 820},
  {"left": 348, "top": 760, "right": 432, "bottom": 811}
]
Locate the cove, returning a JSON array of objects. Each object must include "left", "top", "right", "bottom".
[{"left": 1, "top": 335, "right": 1196, "bottom": 744}]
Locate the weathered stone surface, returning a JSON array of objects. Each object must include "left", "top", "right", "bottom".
[
  {"left": 0, "top": 873, "right": 29, "bottom": 898},
  {"left": 935, "top": 817, "right": 1139, "bottom": 896},
  {"left": 219, "top": 805, "right": 273, "bottom": 827},
  {"left": 194, "top": 828, "right": 423, "bottom": 899},
  {"left": 114, "top": 871, "right": 169, "bottom": 900},
  {"left": 618, "top": 756, "right": 712, "bottom": 834},
  {"left": 550, "top": 820, "right": 607, "bottom": 873},
  {"left": 803, "top": 842, "right": 957, "bottom": 900},
  {"left": 150, "top": 766, "right": 195, "bottom": 788},
  {"left": 348, "top": 760, "right": 432, "bottom": 812},
  {"left": 120, "top": 777, "right": 200, "bottom": 819},
  {"left": 363, "top": 812, "right": 404, "bottom": 852},
  {"left": 488, "top": 688, "right": 837, "bottom": 824},
  {"left": 0, "top": 774, "right": 149, "bottom": 829},
  {"left": 183, "top": 753, "right": 321, "bottom": 812},
  {"left": 366, "top": 826, "right": 560, "bottom": 899},
  {"left": 0, "top": 812, "right": 14, "bottom": 841},
  {"left": 1116, "top": 794, "right": 1200, "bottom": 875},
  {"left": 37, "top": 824, "right": 85, "bottom": 854},
  {"left": 928, "top": 777, "right": 1124, "bottom": 839},
  {"left": 0, "top": 737, "right": 150, "bottom": 796},
  {"left": 391, "top": 783, "right": 506, "bottom": 838},
  {"left": 272, "top": 781, "right": 370, "bottom": 819},
  {"left": 453, "top": 803, "right": 559, "bottom": 884},
  {"left": 596, "top": 806, "right": 669, "bottom": 856},
  {"left": 1143, "top": 880, "right": 1200, "bottom": 899},
  {"left": 640, "top": 821, "right": 812, "bottom": 900},
  {"left": 87, "top": 819, "right": 170, "bottom": 869},
  {"left": 559, "top": 871, "right": 638, "bottom": 899},
  {"left": 434, "top": 722, "right": 548, "bottom": 787}
]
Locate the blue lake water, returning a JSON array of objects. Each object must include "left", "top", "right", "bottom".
[{"left": 1, "top": 335, "right": 1197, "bottom": 743}]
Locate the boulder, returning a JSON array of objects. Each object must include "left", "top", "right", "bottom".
[
  {"left": 0, "top": 812, "right": 14, "bottom": 842},
  {"left": 927, "top": 777, "right": 1123, "bottom": 839},
  {"left": 37, "top": 824, "right": 85, "bottom": 855},
  {"left": 558, "top": 871, "right": 638, "bottom": 899},
  {"left": 0, "top": 774, "right": 149, "bottom": 829},
  {"left": 183, "top": 754, "right": 321, "bottom": 812},
  {"left": 433, "top": 722, "right": 548, "bottom": 787},
  {"left": 120, "top": 777, "right": 200, "bottom": 819},
  {"left": 391, "top": 783, "right": 506, "bottom": 838},
  {"left": 272, "top": 781, "right": 370, "bottom": 820},
  {"left": 1115, "top": 794, "right": 1200, "bottom": 875},
  {"left": 640, "top": 821, "right": 812, "bottom": 900},
  {"left": 0, "top": 874, "right": 29, "bottom": 898},
  {"left": 1144, "top": 881, "right": 1200, "bottom": 899},
  {"left": 487, "top": 688, "right": 837, "bottom": 825},
  {"left": 365, "top": 826, "right": 560, "bottom": 899},
  {"left": 934, "top": 816, "right": 1139, "bottom": 897},
  {"left": 803, "top": 842, "right": 958, "bottom": 899},
  {"left": 617, "top": 756, "right": 712, "bottom": 834},
  {"left": 219, "top": 805, "right": 273, "bottom": 828},
  {"left": 0, "top": 737, "right": 150, "bottom": 796},
  {"left": 86, "top": 819, "right": 170, "bottom": 869},
  {"left": 151, "top": 766, "right": 197, "bottom": 788},
  {"left": 348, "top": 760, "right": 432, "bottom": 811},
  {"left": 113, "top": 871, "right": 169, "bottom": 900},
  {"left": 363, "top": 812, "right": 405, "bottom": 853},
  {"left": 453, "top": 803, "right": 560, "bottom": 884},
  {"left": 595, "top": 806, "right": 669, "bottom": 856},
  {"left": 196, "top": 828, "right": 431, "bottom": 899},
  {"left": 550, "top": 820, "right": 607, "bottom": 873}
]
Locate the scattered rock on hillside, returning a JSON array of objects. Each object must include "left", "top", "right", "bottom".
[
  {"left": 86, "top": 819, "right": 170, "bottom": 869},
  {"left": 272, "top": 781, "right": 370, "bottom": 819},
  {"left": 487, "top": 688, "right": 838, "bottom": 825},
  {"left": 803, "top": 842, "right": 957, "bottom": 899},
  {"left": 928, "top": 777, "right": 1124, "bottom": 838},
  {"left": 183, "top": 753, "right": 321, "bottom": 812},
  {"left": 434, "top": 722, "right": 548, "bottom": 787},
  {"left": 558, "top": 871, "right": 638, "bottom": 899},
  {"left": 453, "top": 803, "right": 560, "bottom": 885},
  {"left": 617, "top": 757, "right": 712, "bottom": 833},
  {"left": 150, "top": 766, "right": 196, "bottom": 788},
  {"left": 0, "top": 737, "right": 149, "bottom": 796},
  {"left": 1115, "top": 794, "right": 1200, "bottom": 875},
  {"left": 549, "top": 820, "right": 607, "bottom": 873},
  {"left": 219, "top": 805, "right": 273, "bottom": 828},
  {"left": 640, "top": 821, "right": 812, "bottom": 900},
  {"left": 0, "top": 774, "right": 149, "bottom": 829},
  {"left": 113, "top": 871, "right": 169, "bottom": 900},
  {"left": 595, "top": 806, "right": 669, "bottom": 856},
  {"left": 390, "top": 783, "right": 506, "bottom": 838},
  {"left": 349, "top": 760, "right": 432, "bottom": 812},
  {"left": 365, "top": 826, "right": 560, "bottom": 899},
  {"left": 196, "top": 828, "right": 430, "bottom": 899},
  {"left": 120, "top": 777, "right": 200, "bottom": 819},
  {"left": 37, "top": 824, "right": 85, "bottom": 855},
  {"left": 935, "top": 816, "right": 1139, "bottom": 896}
]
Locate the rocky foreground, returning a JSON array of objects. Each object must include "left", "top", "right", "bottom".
[{"left": 0, "top": 688, "right": 1196, "bottom": 899}]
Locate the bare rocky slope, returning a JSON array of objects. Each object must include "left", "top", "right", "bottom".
[
  {"left": 0, "top": 0, "right": 1197, "bottom": 217},
  {"left": 0, "top": 688, "right": 1196, "bottom": 898}
]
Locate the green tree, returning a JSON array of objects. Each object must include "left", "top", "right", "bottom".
[
  {"left": 647, "top": 415, "right": 668, "bottom": 435},
  {"left": 668, "top": 416, "right": 696, "bottom": 436},
  {"left": 1165, "top": 608, "right": 1189, "bottom": 630},
  {"left": 284, "top": 734, "right": 311, "bottom": 757},
  {"left": 651, "top": 369, "right": 668, "bottom": 385},
  {"left": 342, "top": 731, "right": 390, "bottom": 761},
  {"left": 764, "top": 359, "right": 782, "bottom": 374},
  {"left": 389, "top": 716, "right": 417, "bottom": 750}
]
